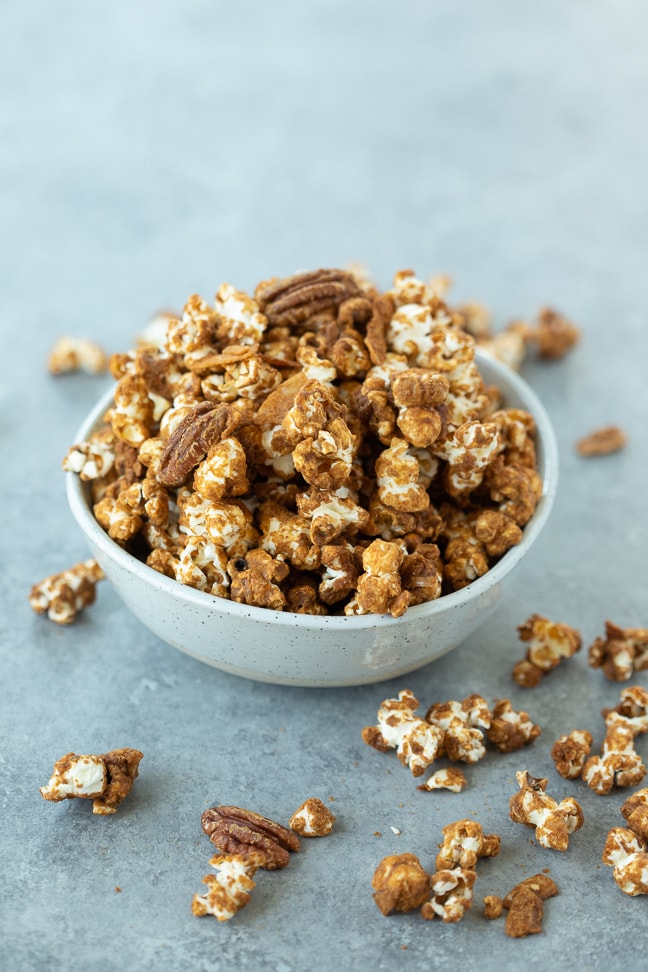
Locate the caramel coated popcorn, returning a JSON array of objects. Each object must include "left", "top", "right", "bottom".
[
  {"left": 29, "top": 559, "right": 104, "bottom": 625},
  {"left": 512, "top": 614, "right": 581, "bottom": 688},
  {"left": 371, "top": 853, "right": 430, "bottom": 915},
  {"left": 509, "top": 770, "right": 584, "bottom": 851},
  {"left": 435, "top": 819, "right": 501, "bottom": 870},
  {"left": 192, "top": 852, "right": 263, "bottom": 921},
  {"left": 65, "top": 268, "right": 546, "bottom": 616},
  {"left": 588, "top": 621, "right": 648, "bottom": 681},
  {"left": 288, "top": 798, "right": 336, "bottom": 837},
  {"left": 361, "top": 689, "right": 444, "bottom": 777},
  {"left": 40, "top": 747, "right": 142, "bottom": 815},
  {"left": 363, "top": 689, "right": 540, "bottom": 780},
  {"left": 48, "top": 336, "right": 108, "bottom": 375}
]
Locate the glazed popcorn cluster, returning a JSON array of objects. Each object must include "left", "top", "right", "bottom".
[
  {"left": 361, "top": 688, "right": 540, "bottom": 784},
  {"left": 62, "top": 268, "right": 548, "bottom": 617}
]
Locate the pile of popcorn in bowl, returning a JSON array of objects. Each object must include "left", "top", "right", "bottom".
[{"left": 61, "top": 268, "right": 563, "bottom": 621}]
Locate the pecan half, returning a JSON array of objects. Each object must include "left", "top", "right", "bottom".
[
  {"left": 201, "top": 805, "right": 301, "bottom": 869},
  {"left": 256, "top": 269, "right": 361, "bottom": 329},
  {"left": 158, "top": 402, "right": 237, "bottom": 487}
]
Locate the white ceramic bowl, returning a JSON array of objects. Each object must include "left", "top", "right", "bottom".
[{"left": 67, "top": 350, "right": 558, "bottom": 687}]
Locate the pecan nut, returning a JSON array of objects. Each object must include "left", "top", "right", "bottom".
[
  {"left": 255, "top": 269, "right": 361, "bottom": 328},
  {"left": 158, "top": 402, "right": 237, "bottom": 487},
  {"left": 201, "top": 805, "right": 301, "bottom": 869}
]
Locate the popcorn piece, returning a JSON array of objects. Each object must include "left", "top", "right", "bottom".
[
  {"left": 601, "top": 828, "right": 648, "bottom": 897},
  {"left": 509, "top": 770, "right": 584, "bottom": 850},
  {"left": 486, "top": 699, "right": 541, "bottom": 752},
  {"left": 484, "top": 455, "right": 543, "bottom": 527},
  {"left": 214, "top": 281, "right": 268, "bottom": 346},
  {"left": 347, "top": 538, "right": 411, "bottom": 618},
  {"left": 193, "top": 437, "right": 250, "bottom": 501},
  {"left": 473, "top": 509, "right": 522, "bottom": 559},
  {"left": 603, "top": 685, "right": 648, "bottom": 733},
  {"left": 63, "top": 431, "right": 116, "bottom": 481},
  {"left": 513, "top": 614, "right": 582, "bottom": 687},
  {"left": 372, "top": 853, "right": 431, "bottom": 915},
  {"left": 483, "top": 895, "right": 503, "bottom": 920},
  {"left": 504, "top": 887, "right": 545, "bottom": 938},
  {"left": 318, "top": 542, "right": 359, "bottom": 605},
  {"left": 40, "top": 754, "right": 106, "bottom": 801},
  {"left": 375, "top": 438, "right": 430, "bottom": 513},
  {"left": 440, "top": 510, "right": 489, "bottom": 592},
  {"left": 400, "top": 542, "right": 443, "bottom": 606},
  {"left": 478, "top": 324, "right": 528, "bottom": 372},
  {"left": 435, "top": 819, "right": 501, "bottom": 870},
  {"left": 289, "top": 798, "right": 336, "bottom": 837},
  {"left": 296, "top": 485, "right": 369, "bottom": 546},
  {"left": 228, "top": 549, "right": 289, "bottom": 611},
  {"left": 426, "top": 694, "right": 492, "bottom": 764},
  {"left": 528, "top": 307, "right": 580, "bottom": 360},
  {"left": 421, "top": 867, "right": 476, "bottom": 922},
  {"left": 361, "top": 689, "right": 444, "bottom": 777},
  {"left": 621, "top": 788, "right": 648, "bottom": 841},
  {"left": 192, "top": 852, "right": 263, "bottom": 921},
  {"left": 576, "top": 425, "right": 627, "bottom": 457},
  {"left": 502, "top": 873, "right": 559, "bottom": 909},
  {"left": 588, "top": 621, "right": 648, "bottom": 682},
  {"left": 111, "top": 375, "right": 155, "bottom": 447},
  {"left": 581, "top": 712, "right": 646, "bottom": 795},
  {"left": 417, "top": 767, "right": 467, "bottom": 793},
  {"left": 29, "top": 559, "right": 104, "bottom": 625},
  {"left": 48, "top": 336, "right": 108, "bottom": 375},
  {"left": 94, "top": 483, "right": 144, "bottom": 543},
  {"left": 40, "top": 747, "right": 142, "bottom": 815},
  {"left": 551, "top": 729, "right": 593, "bottom": 779},
  {"left": 434, "top": 421, "right": 501, "bottom": 499}
]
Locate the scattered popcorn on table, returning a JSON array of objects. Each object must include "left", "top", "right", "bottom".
[
  {"left": 588, "top": 621, "right": 648, "bottom": 681},
  {"left": 485, "top": 699, "right": 541, "bottom": 753},
  {"left": 417, "top": 767, "right": 467, "bottom": 793},
  {"left": 620, "top": 788, "right": 648, "bottom": 841},
  {"left": 48, "top": 336, "right": 108, "bottom": 375},
  {"left": 192, "top": 852, "right": 264, "bottom": 921},
  {"left": 601, "top": 828, "right": 648, "bottom": 897},
  {"left": 371, "top": 853, "right": 430, "bottom": 915},
  {"left": 421, "top": 867, "right": 476, "bottom": 922},
  {"left": 435, "top": 819, "right": 501, "bottom": 870},
  {"left": 29, "top": 559, "right": 104, "bottom": 625},
  {"left": 361, "top": 689, "right": 444, "bottom": 777},
  {"left": 550, "top": 729, "right": 593, "bottom": 779},
  {"left": 40, "top": 748, "right": 142, "bottom": 814},
  {"left": 288, "top": 798, "right": 335, "bottom": 837},
  {"left": 582, "top": 702, "right": 647, "bottom": 795},
  {"left": 512, "top": 614, "right": 582, "bottom": 688},
  {"left": 576, "top": 426, "right": 627, "bottom": 457},
  {"left": 425, "top": 694, "right": 491, "bottom": 764},
  {"left": 64, "top": 267, "right": 548, "bottom": 616},
  {"left": 504, "top": 886, "right": 546, "bottom": 938},
  {"left": 509, "top": 770, "right": 584, "bottom": 851},
  {"left": 483, "top": 894, "right": 504, "bottom": 920},
  {"left": 502, "top": 873, "right": 559, "bottom": 910}
]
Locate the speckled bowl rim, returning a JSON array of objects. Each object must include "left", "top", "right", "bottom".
[{"left": 67, "top": 349, "right": 559, "bottom": 631}]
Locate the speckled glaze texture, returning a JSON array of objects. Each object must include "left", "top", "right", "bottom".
[{"left": 67, "top": 352, "right": 558, "bottom": 686}]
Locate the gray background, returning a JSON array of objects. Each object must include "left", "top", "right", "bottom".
[{"left": 1, "top": 1, "right": 647, "bottom": 969}]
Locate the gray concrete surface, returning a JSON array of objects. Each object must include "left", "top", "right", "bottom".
[{"left": 2, "top": 1, "right": 647, "bottom": 969}]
